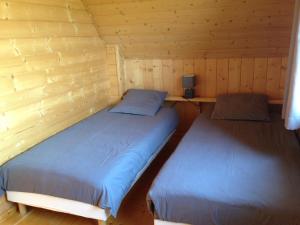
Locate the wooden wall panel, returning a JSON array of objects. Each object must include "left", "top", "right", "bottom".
[
  {"left": 194, "top": 59, "right": 206, "bottom": 96},
  {"left": 253, "top": 58, "right": 268, "bottom": 93},
  {"left": 216, "top": 59, "right": 229, "bottom": 95},
  {"left": 240, "top": 58, "right": 255, "bottom": 93},
  {"left": 84, "top": 0, "right": 295, "bottom": 58},
  {"left": 228, "top": 58, "right": 241, "bottom": 93},
  {"left": 0, "top": 0, "right": 111, "bottom": 165},
  {"left": 267, "top": 57, "right": 283, "bottom": 99},
  {"left": 205, "top": 59, "right": 217, "bottom": 97},
  {"left": 106, "top": 45, "right": 125, "bottom": 103},
  {"left": 124, "top": 57, "right": 288, "bottom": 100}
]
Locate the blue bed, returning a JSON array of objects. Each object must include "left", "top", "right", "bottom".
[
  {"left": 148, "top": 106, "right": 300, "bottom": 225},
  {"left": 0, "top": 106, "right": 178, "bottom": 218}
]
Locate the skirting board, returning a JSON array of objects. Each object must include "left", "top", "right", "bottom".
[{"left": 154, "top": 219, "right": 191, "bottom": 225}]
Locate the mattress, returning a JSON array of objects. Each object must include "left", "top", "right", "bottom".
[
  {"left": 148, "top": 107, "right": 300, "bottom": 225},
  {"left": 0, "top": 106, "right": 178, "bottom": 217}
]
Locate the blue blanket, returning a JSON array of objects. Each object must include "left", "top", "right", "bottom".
[
  {"left": 148, "top": 110, "right": 300, "bottom": 225},
  {"left": 0, "top": 107, "right": 178, "bottom": 217}
]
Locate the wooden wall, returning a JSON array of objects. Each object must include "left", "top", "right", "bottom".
[
  {"left": 0, "top": 1, "right": 293, "bottom": 166},
  {"left": 106, "top": 45, "right": 125, "bottom": 103},
  {"left": 0, "top": 196, "right": 15, "bottom": 223},
  {"left": 0, "top": 0, "right": 112, "bottom": 165},
  {"left": 84, "top": 0, "right": 294, "bottom": 58},
  {"left": 124, "top": 57, "right": 288, "bottom": 100}
]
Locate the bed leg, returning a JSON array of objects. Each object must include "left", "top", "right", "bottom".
[
  {"left": 97, "top": 220, "right": 107, "bottom": 225},
  {"left": 18, "top": 203, "right": 27, "bottom": 216}
]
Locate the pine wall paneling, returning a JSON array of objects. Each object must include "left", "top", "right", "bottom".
[
  {"left": 0, "top": 0, "right": 296, "bottom": 220},
  {"left": 0, "top": 0, "right": 111, "bottom": 166},
  {"left": 84, "top": 0, "right": 295, "bottom": 59},
  {"left": 124, "top": 57, "right": 288, "bottom": 100},
  {"left": 106, "top": 44, "right": 125, "bottom": 103}
]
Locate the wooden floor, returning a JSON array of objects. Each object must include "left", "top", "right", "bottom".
[{"left": 1, "top": 135, "right": 183, "bottom": 225}]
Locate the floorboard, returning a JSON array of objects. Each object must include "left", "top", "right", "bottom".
[{"left": 1, "top": 134, "right": 183, "bottom": 225}]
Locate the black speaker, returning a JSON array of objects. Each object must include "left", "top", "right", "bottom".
[{"left": 182, "top": 74, "right": 196, "bottom": 99}]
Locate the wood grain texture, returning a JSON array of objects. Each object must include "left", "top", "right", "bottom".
[
  {"left": 84, "top": 0, "right": 295, "bottom": 58},
  {"left": 106, "top": 44, "right": 125, "bottom": 103},
  {"left": 124, "top": 57, "right": 287, "bottom": 100},
  {"left": 0, "top": 196, "right": 16, "bottom": 223},
  {"left": 0, "top": 0, "right": 112, "bottom": 165}
]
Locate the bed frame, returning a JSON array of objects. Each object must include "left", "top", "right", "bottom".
[
  {"left": 154, "top": 219, "right": 191, "bottom": 225},
  {"left": 6, "top": 131, "right": 176, "bottom": 225}
]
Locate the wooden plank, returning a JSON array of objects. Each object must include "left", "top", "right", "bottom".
[
  {"left": 267, "top": 57, "right": 283, "bottom": 99},
  {"left": 253, "top": 57, "right": 268, "bottom": 93},
  {"left": 13, "top": 71, "right": 47, "bottom": 91},
  {"left": 123, "top": 47, "right": 289, "bottom": 59},
  {"left": 228, "top": 58, "right": 241, "bottom": 93},
  {"left": 183, "top": 59, "right": 194, "bottom": 74},
  {"left": 216, "top": 58, "right": 229, "bottom": 95},
  {"left": 280, "top": 57, "right": 288, "bottom": 99},
  {"left": 85, "top": 0, "right": 294, "bottom": 58},
  {"left": 88, "top": 0, "right": 294, "bottom": 17},
  {"left": 3, "top": 2, "right": 91, "bottom": 23},
  {"left": 9, "top": 0, "right": 85, "bottom": 10},
  {"left": 240, "top": 58, "right": 255, "bottom": 93},
  {"left": 152, "top": 59, "right": 163, "bottom": 91},
  {"left": 173, "top": 60, "right": 184, "bottom": 96},
  {"left": 194, "top": 59, "right": 206, "bottom": 96},
  {"left": 0, "top": 76, "right": 15, "bottom": 96},
  {"left": 162, "top": 59, "right": 175, "bottom": 95},
  {"left": 205, "top": 59, "right": 217, "bottom": 97},
  {"left": 166, "top": 96, "right": 283, "bottom": 104},
  {"left": 142, "top": 60, "right": 154, "bottom": 89},
  {"left": 0, "top": 21, "right": 98, "bottom": 39},
  {"left": 124, "top": 59, "right": 144, "bottom": 90}
]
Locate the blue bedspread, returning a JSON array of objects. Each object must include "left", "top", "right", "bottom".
[
  {"left": 148, "top": 110, "right": 300, "bottom": 225},
  {"left": 0, "top": 107, "right": 178, "bottom": 217}
]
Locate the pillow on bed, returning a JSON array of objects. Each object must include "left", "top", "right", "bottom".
[
  {"left": 211, "top": 93, "right": 270, "bottom": 121},
  {"left": 109, "top": 89, "right": 167, "bottom": 116}
]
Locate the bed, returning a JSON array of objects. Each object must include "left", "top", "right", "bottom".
[
  {"left": 0, "top": 106, "right": 178, "bottom": 224},
  {"left": 148, "top": 104, "right": 300, "bottom": 225}
]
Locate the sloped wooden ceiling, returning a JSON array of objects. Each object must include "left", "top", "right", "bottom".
[{"left": 84, "top": 0, "right": 295, "bottom": 58}]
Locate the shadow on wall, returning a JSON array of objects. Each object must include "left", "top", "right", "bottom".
[{"left": 296, "top": 130, "right": 300, "bottom": 143}]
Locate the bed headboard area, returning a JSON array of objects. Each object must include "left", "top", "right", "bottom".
[{"left": 123, "top": 57, "right": 288, "bottom": 101}]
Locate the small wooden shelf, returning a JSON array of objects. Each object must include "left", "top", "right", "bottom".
[
  {"left": 166, "top": 96, "right": 283, "bottom": 105},
  {"left": 166, "top": 96, "right": 215, "bottom": 103}
]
